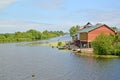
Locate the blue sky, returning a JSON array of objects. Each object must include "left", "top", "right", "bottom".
[{"left": 0, "top": 0, "right": 120, "bottom": 33}]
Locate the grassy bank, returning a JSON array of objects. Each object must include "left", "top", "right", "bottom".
[
  {"left": 19, "top": 41, "right": 67, "bottom": 47},
  {"left": 74, "top": 52, "right": 119, "bottom": 58},
  {"left": 38, "top": 41, "right": 67, "bottom": 47},
  {"left": 42, "top": 42, "right": 120, "bottom": 58}
]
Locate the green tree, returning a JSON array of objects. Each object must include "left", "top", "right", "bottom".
[
  {"left": 69, "top": 25, "right": 80, "bottom": 36},
  {"left": 111, "top": 26, "right": 118, "bottom": 31},
  {"left": 57, "top": 42, "right": 62, "bottom": 46},
  {"left": 0, "top": 34, "right": 6, "bottom": 42},
  {"left": 0, "top": 29, "right": 65, "bottom": 43},
  {"left": 26, "top": 29, "right": 41, "bottom": 40},
  {"left": 114, "top": 42, "right": 120, "bottom": 56},
  {"left": 15, "top": 32, "right": 23, "bottom": 38},
  {"left": 92, "top": 34, "right": 113, "bottom": 55}
]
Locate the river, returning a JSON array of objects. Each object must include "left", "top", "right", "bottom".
[{"left": 0, "top": 34, "right": 120, "bottom": 80}]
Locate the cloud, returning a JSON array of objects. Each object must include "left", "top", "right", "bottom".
[
  {"left": 0, "top": 20, "right": 71, "bottom": 33},
  {"left": 0, "top": 0, "right": 19, "bottom": 9},
  {"left": 76, "top": 9, "right": 120, "bottom": 27},
  {"left": 34, "top": 0, "right": 65, "bottom": 10}
]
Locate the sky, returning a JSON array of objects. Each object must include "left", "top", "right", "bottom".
[{"left": 0, "top": 0, "right": 120, "bottom": 33}]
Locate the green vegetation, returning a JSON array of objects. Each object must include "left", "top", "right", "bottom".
[
  {"left": 32, "top": 74, "right": 35, "bottom": 77},
  {"left": 69, "top": 25, "right": 80, "bottom": 36},
  {"left": 0, "top": 29, "right": 65, "bottom": 43},
  {"left": 111, "top": 26, "right": 118, "bottom": 31},
  {"left": 75, "top": 52, "right": 119, "bottom": 58},
  {"left": 92, "top": 33, "right": 120, "bottom": 56},
  {"left": 57, "top": 42, "right": 62, "bottom": 46}
]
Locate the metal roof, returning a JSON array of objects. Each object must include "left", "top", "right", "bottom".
[{"left": 79, "top": 24, "right": 105, "bottom": 33}]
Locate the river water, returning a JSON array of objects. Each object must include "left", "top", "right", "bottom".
[{"left": 0, "top": 34, "right": 120, "bottom": 80}]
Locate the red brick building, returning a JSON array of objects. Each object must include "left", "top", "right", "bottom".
[{"left": 78, "top": 23, "right": 115, "bottom": 48}]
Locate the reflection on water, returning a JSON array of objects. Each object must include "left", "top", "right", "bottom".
[{"left": 0, "top": 35, "right": 120, "bottom": 80}]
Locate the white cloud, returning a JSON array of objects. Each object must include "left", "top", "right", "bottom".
[
  {"left": 0, "top": 0, "right": 19, "bottom": 9},
  {"left": 0, "top": 20, "right": 71, "bottom": 33}
]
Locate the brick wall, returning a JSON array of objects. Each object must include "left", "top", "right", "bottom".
[{"left": 88, "top": 25, "right": 115, "bottom": 42}]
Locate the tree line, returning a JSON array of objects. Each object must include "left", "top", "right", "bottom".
[{"left": 0, "top": 29, "right": 65, "bottom": 43}]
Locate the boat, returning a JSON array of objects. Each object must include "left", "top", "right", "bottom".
[{"left": 72, "top": 48, "right": 81, "bottom": 53}]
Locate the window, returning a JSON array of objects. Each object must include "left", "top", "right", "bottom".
[{"left": 80, "top": 33, "right": 87, "bottom": 39}]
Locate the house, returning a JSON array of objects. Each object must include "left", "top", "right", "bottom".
[{"left": 78, "top": 23, "right": 115, "bottom": 48}]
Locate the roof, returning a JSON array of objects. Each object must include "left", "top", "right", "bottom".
[
  {"left": 79, "top": 23, "right": 115, "bottom": 33},
  {"left": 79, "top": 25, "right": 97, "bottom": 33}
]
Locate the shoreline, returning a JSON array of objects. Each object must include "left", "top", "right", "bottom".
[
  {"left": 19, "top": 41, "right": 120, "bottom": 58},
  {"left": 74, "top": 52, "right": 119, "bottom": 58},
  {"left": 46, "top": 41, "right": 120, "bottom": 58}
]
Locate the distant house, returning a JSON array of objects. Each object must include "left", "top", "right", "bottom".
[{"left": 77, "top": 23, "right": 115, "bottom": 48}]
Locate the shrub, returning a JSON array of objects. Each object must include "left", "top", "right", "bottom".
[
  {"left": 57, "top": 42, "right": 62, "bottom": 46},
  {"left": 92, "top": 34, "right": 113, "bottom": 55}
]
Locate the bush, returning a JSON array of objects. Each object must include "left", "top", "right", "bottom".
[
  {"left": 92, "top": 34, "right": 113, "bottom": 55},
  {"left": 57, "top": 42, "right": 62, "bottom": 46},
  {"left": 114, "top": 42, "right": 120, "bottom": 56}
]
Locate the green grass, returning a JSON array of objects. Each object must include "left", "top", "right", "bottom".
[{"left": 75, "top": 52, "right": 119, "bottom": 58}]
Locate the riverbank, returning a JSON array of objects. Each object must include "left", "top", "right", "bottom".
[
  {"left": 74, "top": 52, "right": 119, "bottom": 58},
  {"left": 43, "top": 41, "right": 120, "bottom": 58},
  {"left": 40, "top": 41, "right": 67, "bottom": 47},
  {"left": 19, "top": 40, "right": 120, "bottom": 58},
  {"left": 19, "top": 41, "right": 68, "bottom": 47},
  {"left": 52, "top": 42, "right": 120, "bottom": 58},
  {"left": 71, "top": 47, "right": 119, "bottom": 58}
]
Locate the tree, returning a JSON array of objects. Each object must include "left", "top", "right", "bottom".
[
  {"left": 26, "top": 29, "right": 42, "bottom": 40},
  {"left": 15, "top": 32, "right": 23, "bottom": 38},
  {"left": 111, "top": 26, "right": 118, "bottom": 31},
  {"left": 69, "top": 25, "right": 80, "bottom": 36},
  {"left": 92, "top": 33, "right": 120, "bottom": 56},
  {"left": 0, "top": 34, "right": 6, "bottom": 42},
  {"left": 92, "top": 34, "right": 113, "bottom": 55},
  {"left": 0, "top": 29, "right": 65, "bottom": 43}
]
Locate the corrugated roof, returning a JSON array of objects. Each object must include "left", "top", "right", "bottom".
[{"left": 79, "top": 24, "right": 104, "bottom": 33}]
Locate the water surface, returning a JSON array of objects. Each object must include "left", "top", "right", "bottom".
[{"left": 0, "top": 35, "right": 120, "bottom": 80}]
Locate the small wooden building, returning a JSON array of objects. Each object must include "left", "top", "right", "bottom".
[{"left": 78, "top": 23, "right": 115, "bottom": 48}]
